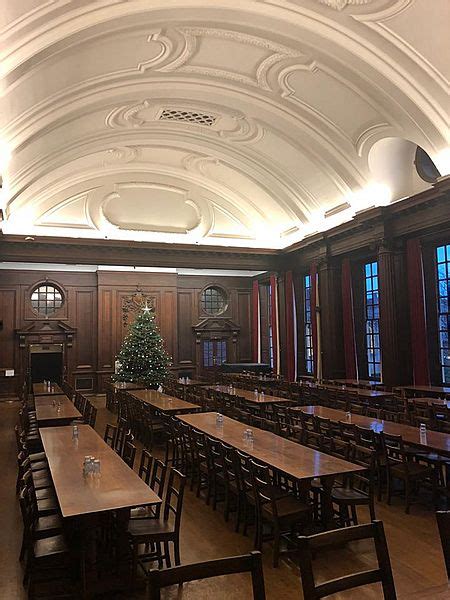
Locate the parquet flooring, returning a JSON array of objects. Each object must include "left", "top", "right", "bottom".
[{"left": 1, "top": 397, "right": 448, "bottom": 599}]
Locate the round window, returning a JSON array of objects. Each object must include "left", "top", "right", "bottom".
[
  {"left": 30, "top": 284, "right": 64, "bottom": 316},
  {"left": 201, "top": 286, "right": 227, "bottom": 315}
]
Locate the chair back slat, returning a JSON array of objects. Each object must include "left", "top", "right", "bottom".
[
  {"left": 296, "top": 521, "right": 396, "bottom": 600},
  {"left": 437, "top": 511, "right": 450, "bottom": 579},
  {"left": 148, "top": 551, "right": 265, "bottom": 600}
]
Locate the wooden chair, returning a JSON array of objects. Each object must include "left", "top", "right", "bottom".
[
  {"left": 128, "top": 468, "right": 186, "bottom": 581},
  {"left": 331, "top": 443, "right": 377, "bottom": 526},
  {"left": 221, "top": 442, "right": 240, "bottom": 528},
  {"left": 296, "top": 520, "right": 397, "bottom": 599},
  {"left": 381, "top": 432, "right": 436, "bottom": 513},
  {"left": 436, "top": 511, "right": 450, "bottom": 579},
  {"left": 148, "top": 551, "right": 266, "bottom": 600},
  {"left": 103, "top": 424, "right": 117, "bottom": 448},
  {"left": 250, "top": 459, "right": 311, "bottom": 567},
  {"left": 18, "top": 486, "right": 63, "bottom": 564},
  {"left": 122, "top": 441, "right": 136, "bottom": 469},
  {"left": 131, "top": 456, "right": 167, "bottom": 520},
  {"left": 137, "top": 449, "right": 154, "bottom": 485}
]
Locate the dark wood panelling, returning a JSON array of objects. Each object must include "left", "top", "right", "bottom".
[
  {"left": 98, "top": 289, "right": 113, "bottom": 369},
  {"left": 178, "top": 291, "right": 194, "bottom": 364},
  {"left": 74, "top": 289, "right": 96, "bottom": 369},
  {"left": 236, "top": 291, "right": 251, "bottom": 361},
  {"left": 259, "top": 284, "right": 270, "bottom": 365},
  {"left": 318, "top": 259, "right": 345, "bottom": 380},
  {"left": 0, "top": 269, "right": 254, "bottom": 395},
  {"left": 0, "top": 289, "right": 16, "bottom": 369}
]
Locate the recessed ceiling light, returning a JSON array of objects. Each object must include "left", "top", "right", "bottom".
[{"left": 24, "top": 236, "right": 35, "bottom": 241}]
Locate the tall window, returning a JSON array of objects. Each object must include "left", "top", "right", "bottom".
[
  {"left": 268, "top": 285, "right": 274, "bottom": 368},
  {"left": 304, "top": 275, "right": 314, "bottom": 374},
  {"left": 364, "top": 261, "right": 381, "bottom": 380},
  {"left": 436, "top": 244, "right": 450, "bottom": 383}
]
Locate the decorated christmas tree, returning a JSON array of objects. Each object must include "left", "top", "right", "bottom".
[{"left": 112, "top": 304, "right": 171, "bottom": 388}]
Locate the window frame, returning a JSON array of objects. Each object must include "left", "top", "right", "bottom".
[
  {"left": 436, "top": 243, "right": 450, "bottom": 383},
  {"left": 200, "top": 285, "right": 228, "bottom": 316},
  {"left": 303, "top": 274, "right": 314, "bottom": 375},
  {"left": 30, "top": 283, "right": 64, "bottom": 317},
  {"left": 363, "top": 261, "right": 382, "bottom": 381}
]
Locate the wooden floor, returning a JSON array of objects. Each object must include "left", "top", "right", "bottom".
[{"left": 2, "top": 397, "right": 449, "bottom": 599}]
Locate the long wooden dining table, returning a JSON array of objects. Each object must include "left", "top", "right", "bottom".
[
  {"left": 398, "top": 385, "right": 450, "bottom": 398},
  {"left": 129, "top": 389, "right": 200, "bottom": 414},
  {"left": 178, "top": 412, "right": 364, "bottom": 481},
  {"left": 313, "top": 383, "right": 394, "bottom": 402},
  {"left": 40, "top": 424, "right": 161, "bottom": 518},
  {"left": 207, "top": 385, "right": 292, "bottom": 405},
  {"left": 33, "top": 381, "right": 64, "bottom": 396},
  {"left": 294, "top": 405, "right": 450, "bottom": 456},
  {"left": 35, "top": 394, "right": 82, "bottom": 426},
  {"left": 40, "top": 424, "right": 161, "bottom": 596},
  {"left": 333, "top": 379, "right": 384, "bottom": 388}
]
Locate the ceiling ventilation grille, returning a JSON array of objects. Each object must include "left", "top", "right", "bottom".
[{"left": 158, "top": 108, "right": 217, "bottom": 127}]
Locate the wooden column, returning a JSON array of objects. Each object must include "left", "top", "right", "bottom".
[
  {"left": 378, "top": 241, "right": 411, "bottom": 387},
  {"left": 318, "top": 258, "right": 345, "bottom": 380}
]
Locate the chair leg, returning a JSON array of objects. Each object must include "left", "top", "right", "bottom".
[
  {"left": 350, "top": 505, "right": 358, "bottom": 525},
  {"left": 405, "top": 478, "right": 411, "bottom": 514},
  {"left": 164, "top": 541, "right": 171, "bottom": 568},
  {"left": 131, "top": 543, "right": 139, "bottom": 588},
  {"left": 174, "top": 536, "right": 181, "bottom": 566},
  {"left": 369, "top": 497, "right": 376, "bottom": 521},
  {"left": 273, "top": 523, "right": 281, "bottom": 568},
  {"left": 224, "top": 486, "right": 230, "bottom": 522}
]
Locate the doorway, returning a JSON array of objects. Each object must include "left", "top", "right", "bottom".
[
  {"left": 30, "top": 344, "right": 63, "bottom": 384},
  {"left": 202, "top": 339, "right": 227, "bottom": 370}
]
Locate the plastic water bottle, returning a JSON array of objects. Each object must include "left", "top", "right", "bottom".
[
  {"left": 72, "top": 423, "right": 79, "bottom": 441},
  {"left": 83, "top": 456, "right": 91, "bottom": 477},
  {"left": 346, "top": 411, "right": 351, "bottom": 422},
  {"left": 216, "top": 413, "right": 224, "bottom": 427},
  {"left": 419, "top": 423, "right": 427, "bottom": 444},
  {"left": 254, "top": 389, "right": 258, "bottom": 399},
  {"left": 247, "top": 429, "right": 254, "bottom": 445}
]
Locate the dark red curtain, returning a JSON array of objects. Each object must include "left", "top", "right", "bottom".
[
  {"left": 406, "top": 238, "right": 430, "bottom": 385},
  {"left": 270, "top": 274, "right": 279, "bottom": 374},
  {"left": 284, "top": 271, "right": 295, "bottom": 381},
  {"left": 341, "top": 258, "right": 357, "bottom": 379},
  {"left": 310, "top": 263, "right": 318, "bottom": 378},
  {"left": 251, "top": 280, "right": 259, "bottom": 362}
]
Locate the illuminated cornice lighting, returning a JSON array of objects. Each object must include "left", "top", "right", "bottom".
[
  {"left": 347, "top": 182, "right": 392, "bottom": 213},
  {"left": 0, "top": 141, "right": 11, "bottom": 172},
  {"left": 433, "top": 148, "right": 450, "bottom": 177}
]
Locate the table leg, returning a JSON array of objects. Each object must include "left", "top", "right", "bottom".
[{"left": 320, "top": 475, "right": 337, "bottom": 529}]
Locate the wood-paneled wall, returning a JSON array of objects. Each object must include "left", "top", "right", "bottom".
[{"left": 0, "top": 270, "right": 252, "bottom": 397}]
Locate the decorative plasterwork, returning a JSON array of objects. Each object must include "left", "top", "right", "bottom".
[
  {"left": 2, "top": 0, "right": 448, "bottom": 250},
  {"left": 36, "top": 190, "right": 97, "bottom": 230},
  {"left": 99, "top": 183, "right": 204, "bottom": 235},
  {"left": 122, "top": 288, "right": 156, "bottom": 327},
  {"left": 150, "top": 27, "right": 308, "bottom": 92},
  {"left": 317, "top": 0, "right": 373, "bottom": 10},
  {"left": 105, "top": 100, "right": 265, "bottom": 144}
]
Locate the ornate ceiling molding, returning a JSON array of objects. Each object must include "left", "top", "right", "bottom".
[
  {"left": 316, "top": 0, "right": 372, "bottom": 10},
  {"left": 152, "top": 27, "right": 306, "bottom": 91},
  {"left": 105, "top": 98, "right": 265, "bottom": 145}
]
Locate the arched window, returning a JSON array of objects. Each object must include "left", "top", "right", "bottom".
[
  {"left": 30, "top": 283, "right": 64, "bottom": 316},
  {"left": 200, "top": 286, "right": 227, "bottom": 315}
]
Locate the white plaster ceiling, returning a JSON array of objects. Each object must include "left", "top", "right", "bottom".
[{"left": 0, "top": 0, "right": 448, "bottom": 249}]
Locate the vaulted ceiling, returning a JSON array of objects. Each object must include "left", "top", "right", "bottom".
[{"left": 0, "top": 0, "right": 448, "bottom": 249}]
